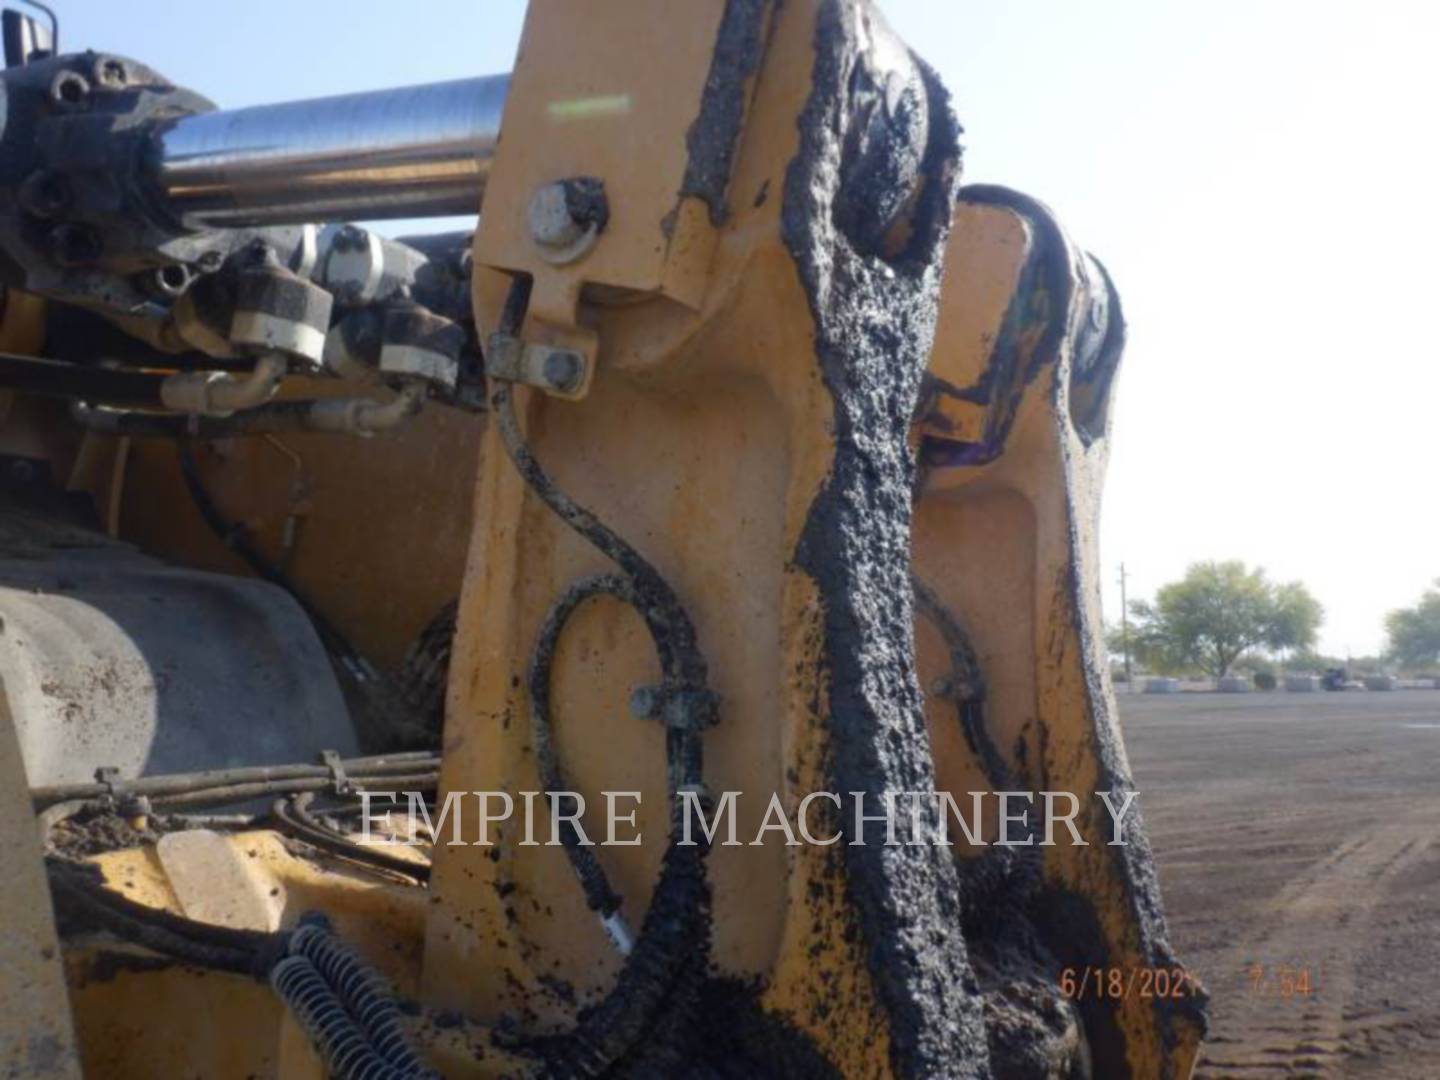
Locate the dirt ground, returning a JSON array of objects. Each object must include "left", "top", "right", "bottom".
[{"left": 1121, "top": 690, "right": 1440, "bottom": 1078}]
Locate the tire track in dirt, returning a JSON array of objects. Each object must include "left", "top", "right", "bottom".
[{"left": 1194, "top": 816, "right": 1433, "bottom": 1078}]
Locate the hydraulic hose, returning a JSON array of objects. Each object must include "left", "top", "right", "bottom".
[{"left": 487, "top": 276, "right": 718, "bottom": 1074}]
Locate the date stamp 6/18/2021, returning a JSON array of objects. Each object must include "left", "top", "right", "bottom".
[
  {"left": 1057, "top": 963, "right": 1319, "bottom": 1003},
  {"left": 1057, "top": 967, "right": 1201, "bottom": 1002}
]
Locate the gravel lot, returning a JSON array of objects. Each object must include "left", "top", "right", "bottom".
[{"left": 1121, "top": 690, "right": 1440, "bottom": 1078}]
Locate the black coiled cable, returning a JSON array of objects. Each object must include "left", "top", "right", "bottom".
[
  {"left": 271, "top": 916, "right": 436, "bottom": 1080},
  {"left": 289, "top": 920, "right": 429, "bottom": 1073},
  {"left": 272, "top": 957, "right": 417, "bottom": 1080}
]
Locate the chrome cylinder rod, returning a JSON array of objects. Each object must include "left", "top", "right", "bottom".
[{"left": 153, "top": 74, "right": 508, "bottom": 228}]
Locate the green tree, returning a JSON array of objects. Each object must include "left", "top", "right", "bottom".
[
  {"left": 1129, "top": 561, "right": 1324, "bottom": 678},
  {"left": 1122, "top": 601, "right": 1192, "bottom": 675},
  {"left": 1268, "top": 580, "right": 1324, "bottom": 656},
  {"left": 1385, "top": 581, "right": 1440, "bottom": 669}
]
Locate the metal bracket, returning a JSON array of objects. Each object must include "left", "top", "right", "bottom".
[
  {"left": 93, "top": 765, "right": 126, "bottom": 800},
  {"left": 484, "top": 331, "right": 590, "bottom": 399},
  {"left": 628, "top": 685, "right": 720, "bottom": 731},
  {"left": 319, "top": 749, "right": 353, "bottom": 796},
  {"left": 94, "top": 764, "right": 149, "bottom": 816}
]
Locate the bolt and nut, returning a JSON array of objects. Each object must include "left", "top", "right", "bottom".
[
  {"left": 541, "top": 349, "right": 585, "bottom": 393},
  {"left": 527, "top": 177, "right": 609, "bottom": 265}
]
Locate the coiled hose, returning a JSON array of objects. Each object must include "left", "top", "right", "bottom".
[{"left": 271, "top": 916, "right": 435, "bottom": 1079}]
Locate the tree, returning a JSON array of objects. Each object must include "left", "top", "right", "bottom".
[
  {"left": 1121, "top": 601, "right": 1192, "bottom": 675},
  {"left": 1128, "top": 561, "right": 1324, "bottom": 678},
  {"left": 1385, "top": 581, "right": 1440, "bottom": 670},
  {"left": 1268, "top": 581, "right": 1324, "bottom": 656}
]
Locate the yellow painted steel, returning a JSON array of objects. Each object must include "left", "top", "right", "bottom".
[
  {"left": 63, "top": 833, "right": 426, "bottom": 1079},
  {"left": 0, "top": 2, "right": 1202, "bottom": 1076},
  {"left": 917, "top": 200, "right": 1205, "bottom": 1078},
  {"left": 424, "top": 1, "right": 1200, "bottom": 1075},
  {"left": 0, "top": 695, "right": 80, "bottom": 1079}
]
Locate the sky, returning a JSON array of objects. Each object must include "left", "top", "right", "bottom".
[{"left": 65, "top": 1, "right": 1440, "bottom": 656}]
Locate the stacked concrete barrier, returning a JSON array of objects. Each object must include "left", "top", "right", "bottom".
[
  {"left": 1144, "top": 677, "right": 1179, "bottom": 694},
  {"left": 1217, "top": 676, "right": 1250, "bottom": 693},
  {"left": 1363, "top": 674, "right": 1396, "bottom": 691},
  {"left": 1285, "top": 674, "right": 1320, "bottom": 691}
]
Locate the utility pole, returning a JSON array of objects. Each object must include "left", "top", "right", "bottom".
[{"left": 1119, "top": 562, "right": 1134, "bottom": 693}]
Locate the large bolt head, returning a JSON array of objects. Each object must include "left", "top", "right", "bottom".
[
  {"left": 541, "top": 349, "right": 584, "bottom": 393},
  {"left": 526, "top": 177, "right": 609, "bottom": 265},
  {"left": 528, "top": 183, "right": 584, "bottom": 249}
]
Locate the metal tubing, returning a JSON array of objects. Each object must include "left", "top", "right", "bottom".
[
  {"left": 0, "top": 352, "right": 167, "bottom": 405},
  {"left": 153, "top": 75, "right": 508, "bottom": 228}
]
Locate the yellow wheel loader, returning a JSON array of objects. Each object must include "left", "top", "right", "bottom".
[{"left": 0, "top": 1, "right": 1204, "bottom": 1076}]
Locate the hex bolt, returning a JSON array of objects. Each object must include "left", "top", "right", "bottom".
[
  {"left": 529, "top": 183, "right": 582, "bottom": 249},
  {"left": 527, "top": 177, "right": 608, "bottom": 264},
  {"left": 197, "top": 250, "right": 225, "bottom": 273},
  {"left": 541, "top": 349, "right": 584, "bottom": 393}
]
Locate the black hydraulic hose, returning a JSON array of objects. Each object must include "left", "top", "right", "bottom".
[
  {"left": 48, "top": 859, "right": 281, "bottom": 977},
  {"left": 491, "top": 385, "right": 708, "bottom": 691},
  {"left": 288, "top": 917, "right": 433, "bottom": 1074},
  {"left": 176, "top": 438, "right": 377, "bottom": 685},
  {"left": 489, "top": 278, "right": 717, "bottom": 1076},
  {"left": 267, "top": 914, "right": 440, "bottom": 1079},
  {"left": 272, "top": 957, "right": 416, "bottom": 1080},
  {"left": 911, "top": 575, "right": 1011, "bottom": 791},
  {"left": 52, "top": 860, "right": 434, "bottom": 1076},
  {"left": 0, "top": 353, "right": 167, "bottom": 406},
  {"left": 176, "top": 436, "right": 439, "bottom": 751},
  {"left": 911, "top": 576, "right": 1041, "bottom": 923},
  {"left": 528, "top": 574, "right": 662, "bottom": 918},
  {"left": 273, "top": 793, "right": 430, "bottom": 883}
]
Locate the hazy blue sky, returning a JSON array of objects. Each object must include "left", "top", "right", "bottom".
[{"left": 66, "top": 2, "right": 1439, "bottom": 655}]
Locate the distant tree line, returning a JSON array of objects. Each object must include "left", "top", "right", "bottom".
[
  {"left": 1112, "top": 560, "right": 1322, "bottom": 678},
  {"left": 1111, "top": 565, "right": 1440, "bottom": 679}
]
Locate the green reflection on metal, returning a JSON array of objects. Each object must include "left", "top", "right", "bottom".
[{"left": 547, "top": 94, "right": 633, "bottom": 121}]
